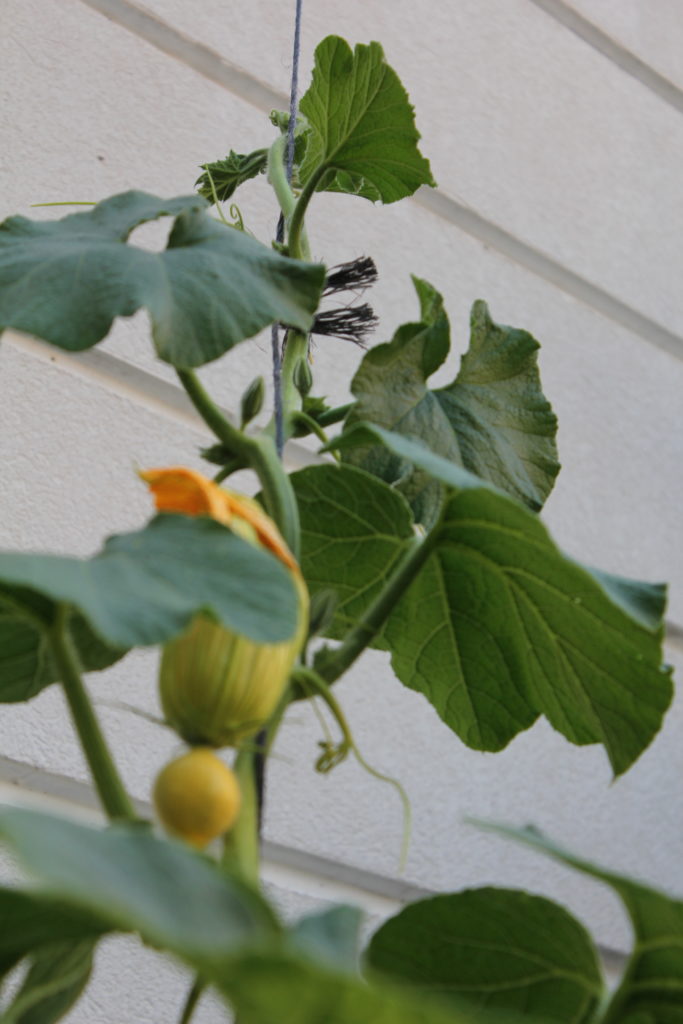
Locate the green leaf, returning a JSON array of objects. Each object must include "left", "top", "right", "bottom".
[
  {"left": 0, "top": 601, "right": 126, "bottom": 703},
  {"left": 0, "top": 191, "right": 325, "bottom": 368},
  {"left": 478, "top": 825, "right": 683, "bottom": 1024},
  {"left": 0, "top": 807, "right": 275, "bottom": 971},
  {"left": 366, "top": 888, "right": 603, "bottom": 1021},
  {"left": 218, "top": 950, "right": 529, "bottom": 1024},
  {"left": 298, "top": 36, "right": 435, "bottom": 203},
  {"left": 0, "top": 889, "right": 105, "bottom": 980},
  {"left": 328, "top": 427, "right": 672, "bottom": 774},
  {"left": 289, "top": 906, "right": 363, "bottom": 974},
  {"left": 343, "top": 283, "right": 559, "bottom": 525},
  {"left": 290, "top": 464, "right": 414, "bottom": 641},
  {"left": 196, "top": 149, "right": 269, "bottom": 203},
  {"left": 0, "top": 514, "right": 298, "bottom": 649},
  {"left": 2, "top": 941, "right": 94, "bottom": 1024}
]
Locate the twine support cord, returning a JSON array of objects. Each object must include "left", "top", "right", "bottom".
[{"left": 271, "top": 0, "right": 304, "bottom": 459}]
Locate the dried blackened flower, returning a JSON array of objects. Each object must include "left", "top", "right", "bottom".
[
  {"left": 323, "top": 256, "right": 378, "bottom": 297},
  {"left": 282, "top": 255, "right": 379, "bottom": 348},
  {"left": 311, "top": 303, "right": 378, "bottom": 347}
]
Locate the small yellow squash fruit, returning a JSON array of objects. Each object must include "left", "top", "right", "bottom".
[
  {"left": 153, "top": 747, "right": 241, "bottom": 848},
  {"left": 140, "top": 467, "right": 309, "bottom": 748}
]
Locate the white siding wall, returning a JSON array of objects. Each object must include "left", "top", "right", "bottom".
[{"left": 1, "top": 1, "right": 682, "bottom": 1019}]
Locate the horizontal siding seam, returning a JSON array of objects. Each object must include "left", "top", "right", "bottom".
[
  {"left": 4, "top": 332, "right": 321, "bottom": 472},
  {"left": 528, "top": 0, "right": 683, "bottom": 117}
]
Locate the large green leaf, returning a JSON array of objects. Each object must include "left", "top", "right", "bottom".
[
  {"left": 2, "top": 940, "right": 95, "bottom": 1024},
  {"left": 291, "top": 463, "right": 414, "bottom": 641},
  {"left": 0, "top": 191, "right": 325, "bottom": 367},
  {"left": 0, "top": 602, "right": 126, "bottom": 703},
  {"left": 298, "top": 36, "right": 435, "bottom": 203},
  {"left": 328, "top": 427, "right": 672, "bottom": 774},
  {"left": 0, "top": 807, "right": 275, "bottom": 971},
  {"left": 344, "top": 281, "right": 559, "bottom": 525},
  {"left": 480, "top": 825, "right": 683, "bottom": 1023},
  {"left": 0, "top": 514, "right": 298, "bottom": 649},
  {"left": 365, "top": 889, "right": 603, "bottom": 1021}
]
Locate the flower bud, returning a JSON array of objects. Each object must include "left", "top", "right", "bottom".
[
  {"left": 140, "top": 467, "right": 308, "bottom": 748},
  {"left": 240, "top": 375, "right": 265, "bottom": 428},
  {"left": 292, "top": 357, "right": 313, "bottom": 398}
]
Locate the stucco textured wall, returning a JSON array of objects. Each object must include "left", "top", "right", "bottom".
[{"left": 1, "top": 1, "right": 682, "bottom": 1020}]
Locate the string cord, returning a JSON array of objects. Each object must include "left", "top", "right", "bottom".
[
  {"left": 271, "top": 0, "right": 304, "bottom": 459},
  {"left": 259, "top": 0, "right": 304, "bottom": 830}
]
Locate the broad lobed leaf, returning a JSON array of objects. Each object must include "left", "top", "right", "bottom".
[
  {"left": 343, "top": 281, "right": 559, "bottom": 526},
  {"left": 480, "top": 825, "right": 683, "bottom": 1023},
  {"left": 385, "top": 483, "right": 671, "bottom": 774},
  {"left": 0, "top": 191, "right": 325, "bottom": 367},
  {"left": 366, "top": 888, "right": 603, "bottom": 1022},
  {"left": 291, "top": 463, "right": 414, "bottom": 642},
  {"left": 323, "top": 428, "right": 671, "bottom": 774},
  {"left": 298, "top": 36, "right": 435, "bottom": 203}
]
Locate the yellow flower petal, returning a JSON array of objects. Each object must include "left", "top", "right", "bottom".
[
  {"left": 140, "top": 467, "right": 230, "bottom": 523},
  {"left": 139, "top": 466, "right": 297, "bottom": 570}
]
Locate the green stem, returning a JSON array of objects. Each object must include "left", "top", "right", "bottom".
[
  {"left": 212, "top": 457, "right": 245, "bottom": 484},
  {"left": 221, "top": 748, "right": 260, "bottom": 885},
  {"left": 49, "top": 605, "right": 136, "bottom": 822},
  {"left": 267, "top": 136, "right": 295, "bottom": 221},
  {"left": 266, "top": 137, "right": 312, "bottom": 261},
  {"left": 176, "top": 369, "right": 248, "bottom": 457},
  {"left": 316, "top": 525, "right": 442, "bottom": 685},
  {"left": 280, "top": 330, "right": 310, "bottom": 424},
  {"left": 247, "top": 433, "right": 301, "bottom": 559},
  {"left": 176, "top": 368, "right": 300, "bottom": 558},
  {"left": 291, "top": 411, "right": 331, "bottom": 447},
  {"left": 287, "top": 167, "right": 325, "bottom": 261},
  {"left": 177, "top": 978, "right": 204, "bottom": 1024}
]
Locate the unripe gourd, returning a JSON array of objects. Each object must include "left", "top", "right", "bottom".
[{"left": 153, "top": 748, "right": 241, "bottom": 848}]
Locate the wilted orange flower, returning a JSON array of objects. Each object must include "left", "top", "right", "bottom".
[{"left": 140, "top": 467, "right": 308, "bottom": 748}]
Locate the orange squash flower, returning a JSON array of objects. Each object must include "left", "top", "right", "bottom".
[{"left": 140, "top": 467, "right": 308, "bottom": 748}]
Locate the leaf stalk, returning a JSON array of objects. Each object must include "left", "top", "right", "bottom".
[
  {"left": 49, "top": 604, "right": 136, "bottom": 822},
  {"left": 176, "top": 368, "right": 300, "bottom": 558}
]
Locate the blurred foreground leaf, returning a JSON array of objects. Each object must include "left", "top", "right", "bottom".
[
  {"left": 0, "top": 514, "right": 298, "bottom": 651},
  {"left": 0, "top": 191, "right": 324, "bottom": 367}
]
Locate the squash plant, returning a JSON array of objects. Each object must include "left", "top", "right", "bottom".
[{"left": 0, "top": 34, "right": 681, "bottom": 1024}]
